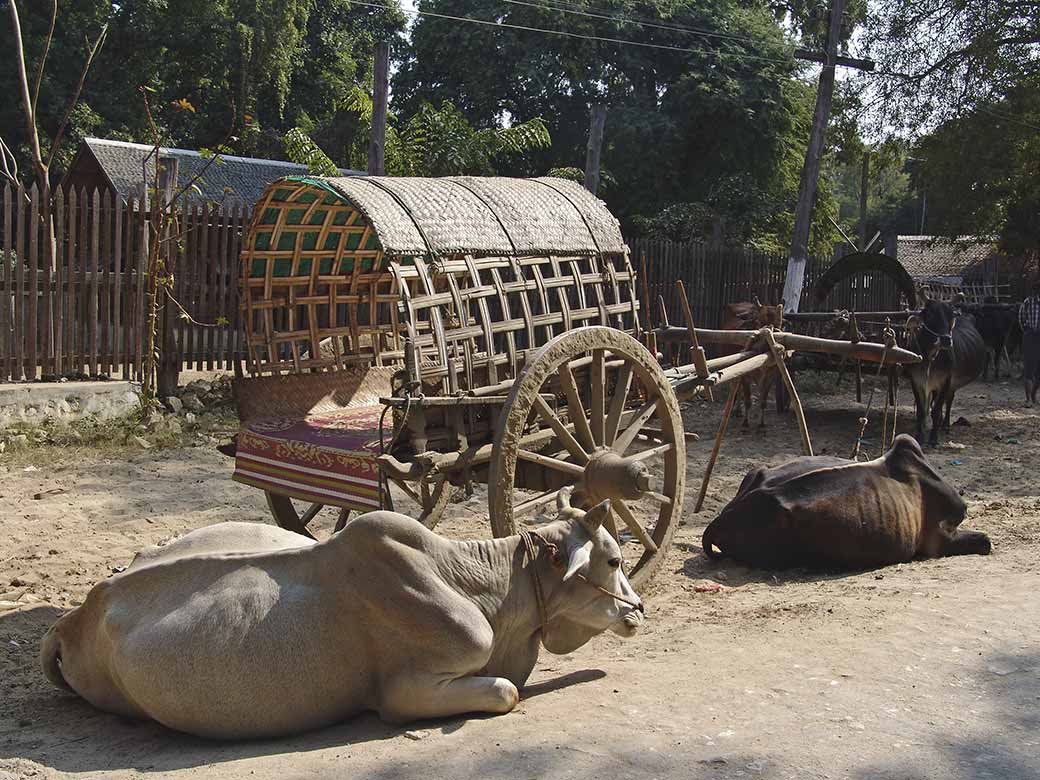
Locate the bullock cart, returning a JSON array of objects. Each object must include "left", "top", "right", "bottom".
[
  {"left": 232, "top": 175, "right": 689, "bottom": 586},
  {"left": 229, "top": 175, "right": 918, "bottom": 587}
]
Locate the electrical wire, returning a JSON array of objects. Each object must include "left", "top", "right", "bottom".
[
  {"left": 355, "top": 0, "right": 795, "bottom": 65},
  {"left": 496, "top": 0, "right": 772, "bottom": 47}
]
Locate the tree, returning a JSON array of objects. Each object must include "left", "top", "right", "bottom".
[
  {"left": 393, "top": 0, "right": 838, "bottom": 251},
  {"left": 909, "top": 77, "right": 1040, "bottom": 253},
  {"left": 284, "top": 98, "right": 551, "bottom": 177},
  {"left": 865, "top": 0, "right": 1040, "bottom": 131}
]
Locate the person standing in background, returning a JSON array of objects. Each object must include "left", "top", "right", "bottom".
[{"left": 1019, "top": 280, "right": 1040, "bottom": 406}]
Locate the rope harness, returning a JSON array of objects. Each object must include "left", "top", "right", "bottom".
[
  {"left": 520, "top": 529, "right": 644, "bottom": 638},
  {"left": 850, "top": 323, "right": 898, "bottom": 460}
]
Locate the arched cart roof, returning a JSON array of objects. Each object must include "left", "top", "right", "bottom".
[{"left": 273, "top": 175, "right": 627, "bottom": 257}]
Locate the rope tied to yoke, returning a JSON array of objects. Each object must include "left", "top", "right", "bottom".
[{"left": 850, "top": 322, "right": 898, "bottom": 460}]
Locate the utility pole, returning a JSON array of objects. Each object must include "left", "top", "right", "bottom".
[
  {"left": 367, "top": 41, "right": 389, "bottom": 176},
  {"left": 859, "top": 149, "right": 869, "bottom": 250},
  {"left": 782, "top": 0, "right": 874, "bottom": 312},
  {"left": 584, "top": 104, "right": 607, "bottom": 194}
]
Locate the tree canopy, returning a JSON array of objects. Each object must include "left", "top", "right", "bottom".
[{"left": 2, "top": 0, "right": 1037, "bottom": 261}]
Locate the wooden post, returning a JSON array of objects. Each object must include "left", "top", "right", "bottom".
[
  {"left": 859, "top": 150, "right": 870, "bottom": 251},
  {"left": 694, "top": 378, "right": 742, "bottom": 513},
  {"left": 157, "top": 155, "right": 179, "bottom": 398},
  {"left": 782, "top": 0, "right": 845, "bottom": 313},
  {"left": 584, "top": 103, "right": 606, "bottom": 194},
  {"left": 763, "top": 330, "right": 813, "bottom": 456},
  {"left": 367, "top": 42, "right": 389, "bottom": 176}
]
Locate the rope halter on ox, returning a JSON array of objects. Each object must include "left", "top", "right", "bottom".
[{"left": 520, "top": 528, "right": 643, "bottom": 638}]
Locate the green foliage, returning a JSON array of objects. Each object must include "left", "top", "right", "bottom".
[
  {"left": 394, "top": 0, "right": 840, "bottom": 251},
  {"left": 0, "top": 0, "right": 404, "bottom": 177},
  {"left": 393, "top": 102, "right": 550, "bottom": 177},
  {"left": 284, "top": 127, "right": 340, "bottom": 175},
  {"left": 547, "top": 167, "right": 617, "bottom": 193},
  {"left": 865, "top": 0, "right": 1040, "bottom": 132},
  {"left": 909, "top": 79, "right": 1040, "bottom": 252}
]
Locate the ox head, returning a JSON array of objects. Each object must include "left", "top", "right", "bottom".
[
  {"left": 538, "top": 487, "right": 644, "bottom": 655},
  {"left": 906, "top": 299, "right": 954, "bottom": 361},
  {"left": 885, "top": 434, "right": 967, "bottom": 529}
]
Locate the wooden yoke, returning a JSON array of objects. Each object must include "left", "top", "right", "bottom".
[{"left": 676, "top": 280, "right": 713, "bottom": 400}]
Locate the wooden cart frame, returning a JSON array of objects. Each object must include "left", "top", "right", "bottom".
[{"left": 231, "top": 175, "right": 919, "bottom": 588}]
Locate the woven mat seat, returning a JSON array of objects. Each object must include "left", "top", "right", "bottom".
[{"left": 233, "top": 404, "right": 384, "bottom": 511}]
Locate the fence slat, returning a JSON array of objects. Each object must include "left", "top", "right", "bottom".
[
  {"left": 41, "top": 186, "right": 54, "bottom": 379},
  {"left": 1, "top": 184, "right": 11, "bottom": 381},
  {"left": 27, "top": 183, "right": 39, "bottom": 381},
  {"left": 13, "top": 183, "right": 25, "bottom": 381},
  {"left": 88, "top": 189, "right": 100, "bottom": 376},
  {"left": 113, "top": 193, "right": 124, "bottom": 377},
  {"left": 101, "top": 191, "right": 112, "bottom": 376},
  {"left": 54, "top": 188, "right": 65, "bottom": 377},
  {"left": 135, "top": 194, "right": 148, "bottom": 381}
]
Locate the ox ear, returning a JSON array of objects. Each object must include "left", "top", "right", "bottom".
[
  {"left": 563, "top": 540, "right": 592, "bottom": 581},
  {"left": 580, "top": 499, "right": 611, "bottom": 534},
  {"left": 557, "top": 486, "right": 575, "bottom": 513}
]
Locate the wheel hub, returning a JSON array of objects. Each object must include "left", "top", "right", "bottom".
[{"left": 583, "top": 449, "right": 651, "bottom": 502}]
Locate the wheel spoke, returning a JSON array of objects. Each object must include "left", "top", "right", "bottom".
[
  {"left": 612, "top": 498, "right": 659, "bottom": 554},
  {"left": 558, "top": 362, "right": 595, "bottom": 451},
  {"left": 390, "top": 477, "right": 421, "bottom": 505},
  {"left": 300, "top": 502, "right": 324, "bottom": 524},
  {"left": 626, "top": 442, "right": 673, "bottom": 462},
  {"left": 533, "top": 394, "right": 589, "bottom": 463},
  {"left": 515, "top": 487, "right": 568, "bottom": 516},
  {"left": 613, "top": 397, "right": 661, "bottom": 454},
  {"left": 604, "top": 362, "right": 634, "bottom": 447},
  {"left": 643, "top": 490, "right": 673, "bottom": 507},
  {"left": 517, "top": 448, "right": 586, "bottom": 476},
  {"left": 590, "top": 349, "right": 606, "bottom": 446}
]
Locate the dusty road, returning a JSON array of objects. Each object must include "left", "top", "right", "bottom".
[{"left": 1, "top": 376, "right": 1038, "bottom": 779}]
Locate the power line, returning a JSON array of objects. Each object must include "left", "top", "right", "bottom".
[
  {"left": 497, "top": 0, "right": 771, "bottom": 47},
  {"left": 354, "top": 0, "right": 794, "bottom": 65},
  {"left": 974, "top": 105, "right": 1040, "bottom": 133}
]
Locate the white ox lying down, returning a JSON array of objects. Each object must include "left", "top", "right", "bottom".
[{"left": 40, "top": 490, "right": 643, "bottom": 738}]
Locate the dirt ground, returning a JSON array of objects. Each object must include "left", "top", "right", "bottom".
[{"left": 1, "top": 373, "right": 1038, "bottom": 780}]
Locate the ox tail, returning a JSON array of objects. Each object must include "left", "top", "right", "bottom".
[
  {"left": 701, "top": 520, "right": 724, "bottom": 560},
  {"left": 40, "top": 622, "right": 73, "bottom": 692}
]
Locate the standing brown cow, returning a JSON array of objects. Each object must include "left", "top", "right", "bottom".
[{"left": 718, "top": 298, "right": 787, "bottom": 427}]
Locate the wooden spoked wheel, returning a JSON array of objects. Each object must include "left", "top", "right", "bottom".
[
  {"left": 266, "top": 476, "right": 450, "bottom": 541},
  {"left": 488, "top": 326, "right": 686, "bottom": 588}
]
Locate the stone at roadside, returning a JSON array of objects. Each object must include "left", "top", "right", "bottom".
[
  {"left": 8, "top": 434, "right": 27, "bottom": 448},
  {"left": 185, "top": 412, "right": 196, "bottom": 424},
  {"left": 165, "top": 419, "right": 182, "bottom": 435},
  {"left": 130, "top": 435, "right": 152, "bottom": 450},
  {"left": 181, "top": 394, "right": 205, "bottom": 413},
  {"left": 185, "top": 379, "right": 213, "bottom": 396},
  {"left": 164, "top": 396, "right": 184, "bottom": 414}
]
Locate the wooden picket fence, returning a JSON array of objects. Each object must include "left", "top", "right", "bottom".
[
  {"left": 1, "top": 185, "right": 909, "bottom": 385},
  {"left": 0, "top": 183, "right": 247, "bottom": 383},
  {"left": 633, "top": 238, "right": 903, "bottom": 330}
]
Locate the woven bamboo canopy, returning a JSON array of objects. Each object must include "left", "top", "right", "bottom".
[
  {"left": 239, "top": 175, "right": 637, "bottom": 379},
  {"left": 293, "top": 175, "right": 626, "bottom": 257}
]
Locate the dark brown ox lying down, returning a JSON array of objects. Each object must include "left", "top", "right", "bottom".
[
  {"left": 40, "top": 489, "right": 643, "bottom": 738},
  {"left": 702, "top": 434, "right": 991, "bottom": 569}
]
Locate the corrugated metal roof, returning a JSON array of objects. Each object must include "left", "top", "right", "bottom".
[
  {"left": 81, "top": 138, "right": 359, "bottom": 206},
  {"left": 896, "top": 235, "right": 997, "bottom": 280},
  {"left": 299, "top": 175, "right": 627, "bottom": 257}
]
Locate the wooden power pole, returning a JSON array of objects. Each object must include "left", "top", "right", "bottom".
[
  {"left": 584, "top": 104, "right": 607, "bottom": 194},
  {"left": 782, "top": 0, "right": 874, "bottom": 312},
  {"left": 367, "top": 42, "right": 389, "bottom": 176}
]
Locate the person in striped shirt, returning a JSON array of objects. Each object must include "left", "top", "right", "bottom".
[{"left": 1019, "top": 280, "right": 1040, "bottom": 405}]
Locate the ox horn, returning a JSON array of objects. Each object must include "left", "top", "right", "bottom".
[{"left": 557, "top": 485, "right": 575, "bottom": 512}]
